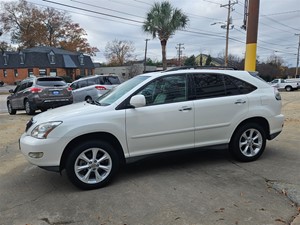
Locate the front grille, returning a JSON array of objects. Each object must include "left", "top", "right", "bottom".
[{"left": 25, "top": 118, "right": 33, "bottom": 132}]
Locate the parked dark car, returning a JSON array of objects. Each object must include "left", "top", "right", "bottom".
[{"left": 7, "top": 76, "right": 73, "bottom": 115}]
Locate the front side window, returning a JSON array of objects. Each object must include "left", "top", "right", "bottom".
[{"left": 138, "top": 74, "right": 187, "bottom": 105}]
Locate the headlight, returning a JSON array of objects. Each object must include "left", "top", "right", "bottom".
[{"left": 31, "top": 121, "right": 62, "bottom": 139}]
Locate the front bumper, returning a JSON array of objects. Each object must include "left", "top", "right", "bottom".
[{"left": 19, "top": 133, "right": 65, "bottom": 167}]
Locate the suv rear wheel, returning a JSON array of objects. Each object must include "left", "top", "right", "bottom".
[
  {"left": 65, "top": 140, "right": 119, "bottom": 190},
  {"left": 229, "top": 123, "right": 266, "bottom": 162},
  {"left": 25, "top": 100, "right": 35, "bottom": 115}
]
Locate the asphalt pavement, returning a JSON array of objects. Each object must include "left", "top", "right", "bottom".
[{"left": 0, "top": 84, "right": 15, "bottom": 114}]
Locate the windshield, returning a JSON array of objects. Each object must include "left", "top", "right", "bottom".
[{"left": 96, "top": 75, "right": 150, "bottom": 106}]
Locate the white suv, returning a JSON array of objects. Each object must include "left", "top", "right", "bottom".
[{"left": 20, "top": 69, "right": 284, "bottom": 190}]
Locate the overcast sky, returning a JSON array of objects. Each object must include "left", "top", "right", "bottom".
[{"left": 1, "top": 0, "right": 300, "bottom": 67}]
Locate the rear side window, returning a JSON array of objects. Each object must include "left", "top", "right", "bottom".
[
  {"left": 99, "top": 76, "right": 121, "bottom": 85},
  {"left": 193, "top": 73, "right": 226, "bottom": 99},
  {"left": 192, "top": 73, "right": 256, "bottom": 99},
  {"left": 36, "top": 78, "right": 67, "bottom": 87},
  {"left": 107, "top": 76, "right": 120, "bottom": 84}
]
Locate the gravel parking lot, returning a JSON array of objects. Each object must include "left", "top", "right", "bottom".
[{"left": 0, "top": 91, "right": 300, "bottom": 225}]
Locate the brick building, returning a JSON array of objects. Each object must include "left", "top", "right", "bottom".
[{"left": 0, "top": 46, "right": 95, "bottom": 84}]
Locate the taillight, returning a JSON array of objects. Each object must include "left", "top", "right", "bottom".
[
  {"left": 95, "top": 86, "right": 107, "bottom": 90},
  {"left": 30, "top": 87, "right": 42, "bottom": 93},
  {"left": 67, "top": 87, "right": 72, "bottom": 91}
]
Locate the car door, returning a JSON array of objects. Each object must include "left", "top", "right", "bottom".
[
  {"left": 12, "top": 82, "right": 28, "bottom": 109},
  {"left": 125, "top": 74, "right": 195, "bottom": 157},
  {"left": 192, "top": 73, "right": 249, "bottom": 147},
  {"left": 71, "top": 80, "right": 87, "bottom": 102}
]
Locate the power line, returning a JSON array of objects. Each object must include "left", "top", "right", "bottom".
[{"left": 42, "top": 0, "right": 143, "bottom": 24}]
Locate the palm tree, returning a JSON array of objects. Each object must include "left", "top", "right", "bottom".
[{"left": 143, "top": 1, "right": 189, "bottom": 70}]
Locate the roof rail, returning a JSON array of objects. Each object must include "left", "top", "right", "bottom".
[{"left": 164, "top": 66, "right": 237, "bottom": 72}]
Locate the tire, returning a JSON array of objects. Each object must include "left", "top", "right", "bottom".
[
  {"left": 285, "top": 86, "right": 292, "bottom": 92},
  {"left": 229, "top": 123, "right": 266, "bottom": 162},
  {"left": 65, "top": 140, "right": 120, "bottom": 190},
  {"left": 25, "top": 100, "right": 35, "bottom": 115},
  {"left": 7, "top": 101, "right": 17, "bottom": 115},
  {"left": 85, "top": 96, "right": 93, "bottom": 103}
]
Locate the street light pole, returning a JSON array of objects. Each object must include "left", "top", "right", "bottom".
[
  {"left": 296, "top": 34, "right": 300, "bottom": 77},
  {"left": 224, "top": 0, "right": 231, "bottom": 67},
  {"left": 144, "top": 39, "right": 150, "bottom": 73}
]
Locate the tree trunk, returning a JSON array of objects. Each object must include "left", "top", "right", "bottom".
[{"left": 161, "top": 39, "right": 167, "bottom": 70}]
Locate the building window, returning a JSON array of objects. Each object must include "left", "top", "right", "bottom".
[
  {"left": 79, "top": 54, "right": 84, "bottom": 65},
  {"left": 3, "top": 69, "right": 7, "bottom": 77},
  {"left": 3, "top": 53, "right": 8, "bottom": 65},
  {"left": 50, "top": 69, "right": 57, "bottom": 77},
  {"left": 19, "top": 51, "right": 25, "bottom": 64},
  {"left": 49, "top": 51, "right": 55, "bottom": 64},
  {"left": 80, "top": 68, "right": 85, "bottom": 75},
  {"left": 14, "top": 69, "right": 18, "bottom": 77},
  {"left": 28, "top": 69, "right": 34, "bottom": 77},
  {"left": 39, "top": 69, "right": 47, "bottom": 76}
]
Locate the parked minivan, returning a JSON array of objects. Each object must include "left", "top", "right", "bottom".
[{"left": 70, "top": 75, "right": 121, "bottom": 103}]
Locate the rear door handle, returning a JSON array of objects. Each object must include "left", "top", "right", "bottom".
[{"left": 179, "top": 106, "right": 192, "bottom": 111}]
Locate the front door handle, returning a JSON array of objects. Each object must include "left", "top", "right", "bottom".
[
  {"left": 179, "top": 106, "right": 192, "bottom": 111},
  {"left": 235, "top": 99, "right": 246, "bottom": 104}
]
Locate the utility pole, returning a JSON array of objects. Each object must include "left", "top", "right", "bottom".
[
  {"left": 244, "top": 0, "right": 260, "bottom": 71},
  {"left": 144, "top": 39, "right": 150, "bottom": 73},
  {"left": 176, "top": 43, "right": 184, "bottom": 66},
  {"left": 221, "top": 0, "right": 237, "bottom": 67},
  {"left": 295, "top": 34, "right": 300, "bottom": 77}
]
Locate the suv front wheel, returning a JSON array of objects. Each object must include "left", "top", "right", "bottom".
[
  {"left": 230, "top": 123, "right": 266, "bottom": 162},
  {"left": 65, "top": 140, "right": 119, "bottom": 190},
  {"left": 7, "top": 101, "right": 17, "bottom": 115}
]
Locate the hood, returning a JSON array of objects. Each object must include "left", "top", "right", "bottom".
[{"left": 32, "top": 102, "right": 109, "bottom": 122}]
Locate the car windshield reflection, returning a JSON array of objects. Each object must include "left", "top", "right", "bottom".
[{"left": 95, "top": 75, "right": 150, "bottom": 106}]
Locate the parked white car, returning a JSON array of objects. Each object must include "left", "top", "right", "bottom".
[
  {"left": 269, "top": 78, "right": 299, "bottom": 91},
  {"left": 20, "top": 69, "right": 284, "bottom": 190},
  {"left": 70, "top": 75, "right": 121, "bottom": 103}
]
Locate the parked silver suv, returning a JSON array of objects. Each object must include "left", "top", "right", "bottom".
[
  {"left": 70, "top": 75, "right": 121, "bottom": 103},
  {"left": 7, "top": 76, "right": 73, "bottom": 115}
]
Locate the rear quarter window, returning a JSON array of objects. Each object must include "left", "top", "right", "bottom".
[{"left": 224, "top": 75, "right": 257, "bottom": 95}]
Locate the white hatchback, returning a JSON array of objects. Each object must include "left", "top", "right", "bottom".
[{"left": 20, "top": 69, "right": 284, "bottom": 190}]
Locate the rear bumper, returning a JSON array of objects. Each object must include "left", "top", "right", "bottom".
[
  {"left": 31, "top": 97, "right": 73, "bottom": 110},
  {"left": 268, "top": 114, "right": 284, "bottom": 140}
]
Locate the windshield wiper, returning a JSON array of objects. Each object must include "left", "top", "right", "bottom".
[{"left": 86, "top": 99, "right": 101, "bottom": 106}]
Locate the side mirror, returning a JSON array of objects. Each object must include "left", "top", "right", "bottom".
[
  {"left": 9, "top": 89, "right": 14, "bottom": 94},
  {"left": 130, "top": 94, "right": 146, "bottom": 108}
]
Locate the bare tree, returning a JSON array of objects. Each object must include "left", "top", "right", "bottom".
[{"left": 104, "top": 39, "right": 135, "bottom": 66}]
